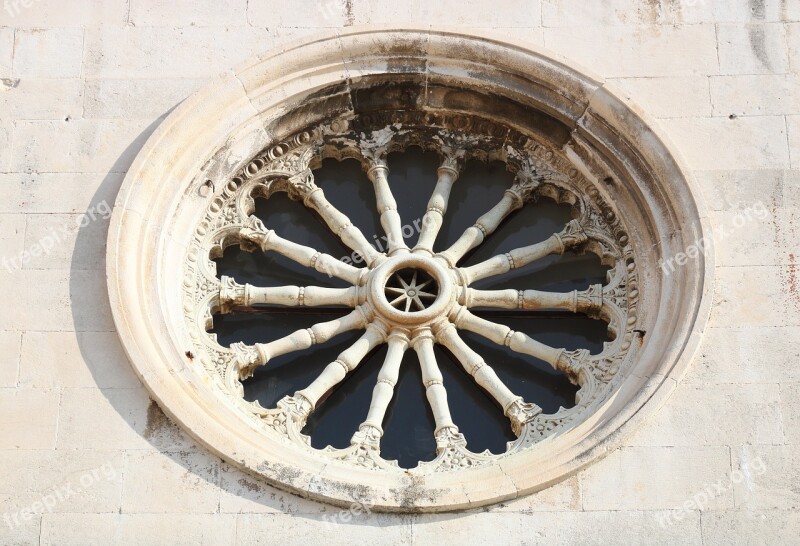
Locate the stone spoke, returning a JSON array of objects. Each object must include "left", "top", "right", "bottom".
[
  {"left": 434, "top": 320, "right": 542, "bottom": 436},
  {"left": 415, "top": 152, "right": 463, "bottom": 255},
  {"left": 351, "top": 331, "right": 410, "bottom": 448},
  {"left": 451, "top": 307, "right": 589, "bottom": 384},
  {"left": 240, "top": 217, "right": 365, "bottom": 285},
  {"left": 366, "top": 158, "right": 409, "bottom": 255},
  {"left": 288, "top": 323, "right": 388, "bottom": 426},
  {"left": 287, "top": 170, "right": 383, "bottom": 267},
  {"left": 235, "top": 307, "right": 371, "bottom": 380},
  {"left": 464, "top": 284, "right": 603, "bottom": 316},
  {"left": 458, "top": 219, "right": 588, "bottom": 285},
  {"left": 219, "top": 276, "right": 359, "bottom": 312}
]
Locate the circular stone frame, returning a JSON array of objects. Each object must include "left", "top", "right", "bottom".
[{"left": 107, "top": 27, "right": 713, "bottom": 512}]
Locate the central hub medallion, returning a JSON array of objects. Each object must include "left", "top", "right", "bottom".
[{"left": 367, "top": 254, "right": 456, "bottom": 327}]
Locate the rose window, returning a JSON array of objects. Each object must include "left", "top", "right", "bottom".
[{"left": 108, "top": 29, "right": 712, "bottom": 511}]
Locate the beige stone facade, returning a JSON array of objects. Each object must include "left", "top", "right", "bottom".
[{"left": 1, "top": 0, "right": 798, "bottom": 544}]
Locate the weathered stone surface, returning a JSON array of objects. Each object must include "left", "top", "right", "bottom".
[
  {"left": 701, "top": 510, "right": 800, "bottom": 545},
  {"left": 0, "top": 121, "right": 11, "bottom": 172},
  {"left": 40, "top": 513, "right": 238, "bottom": 546},
  {"left": 236, "top": 512, "right": 413, "bottom": 544},
  {"left": 0, "top": 269, "right": 114, "bottom": 331},
  {"left": 625, "top": 383, "right": 783, "bottom": 447},
  {"left": 0, "top": 173, "right": 123, "bottom": 214},
  {"left": 0, "top": 450, "right": 123, "bottom": 515},
  {"left": 710, "top": 74, "right": 800, "bottom": 117},
  {"left": 0, "top": 0, "right": 127, "bottom": 26},
  {"left": 0, "top": 28, "right": 14, "bottom": 77},
  {"left": 688, "top": 327, "right": 800, "bottom": 385},
  {"left": 487, "top": 476, "right": 581, "bottom": 512},
  {"left": 218, "top": 463, "right": 330, "bottom": 515},
  {"left": 788, "top": 115, "right": 800, "bottom": 169},
  {"left": 781, "top": 382, "right": 800, "bottom": 446},
  {"left": 84, "top": 78, "right": 208, "bottom": 119},
  {"left": 22, "top": 213, "right": 109, "bottom": 270},
  {"left": 581, "top": 446, "right": 734, "bottom": 511},
  {"left": 732, "top": 445, "right": 800, "bottom": 511},
  {"left": 414, "top": 510, "right": 702, "bottom": 545},
  {"left": 0, "top": 388, "right": 59, "bottom": 449},
  {"left": 543, "top": 24, "right": 718, "bottom": 77},
  {"left": 12, "top": 119, "right": 158, "bottom": 174},
  {"left": 83, "top": 27, "right": 276, "bottom": 78},
  {"left": 711, "top": 266, "right": 800, "bottom": 327},
  {"left": 122, "top": 450, "right": 221, "bottom": 514},
  {"left": 12, "top": 28, "right": 84, "bottom": 78},
  {"left": 693, "top": 170, "right": 785, "bottom": 211},
  {"left": 0, "top": 78, "right": 83, "bottom": 120},
  {"left": 19, "top": 331, "right": 139, "bottom": 389},
  {"left": 609, "top": 76, "right": 711, "bottom": 118},
  {"left": 661, "top": 116, "right": 790, "bottom": 170},
  {"left": 717, "top": 23, "right": 790, "bottom": 75},
  {"left": 0, "top": 331, "right": 21, "bottom": 387},
  {"left": 129, "top": 0, "right": 248, "bottom": 26}
]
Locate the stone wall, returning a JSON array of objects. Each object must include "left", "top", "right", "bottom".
[{"left": 0, "top": 0, "right": 798, "bottom": 544}]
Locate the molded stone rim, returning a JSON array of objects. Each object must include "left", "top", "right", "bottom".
[{"left": 107, "top": 26, "right": 714, "bottom": 512}]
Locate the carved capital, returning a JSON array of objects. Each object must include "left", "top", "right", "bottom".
[
  {"left": 351, "top": 424, "right": 383, "bottom": 449},
  {"left": 286, "top": 170, "right": 319, "bottom": 202},
  {"left": 231, "top": 341, "right": 263, "bottom": 380},
  {"left": 434, "top": 425, "right": 468, "bottom": 453},
  {"left": 555, "top": 219, "right": 588, "bottom": 251},
  {"left": 576, "top": 284, "right": 604, "bottom": 317},
  {"left": 556, "top": 348, "right": 591, "bottom": 382},
  {"left": 505, "top": 398, "right": 543, "bottom": 437},
  {"left": 219, "top": 275, "right": 247, "bottom": 313}
]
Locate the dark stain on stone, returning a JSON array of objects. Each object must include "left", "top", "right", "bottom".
[
  {"left": 237, "top": 477, "right": 262, "bottom": 493},
  {"left": 747, "top": 24, "right": 773, "bottom": 71},
  {"left": 749, "top": 0, "right": 766, "bottom": 19},
  {"left": 144, "top": 399, "right": 171, "bottom": 439},
  {"left": 1, "top": 78, "right": 19, "bottom": 90},
  {"left": 344, "top": 0, "right": 355, "bottom": 26}
]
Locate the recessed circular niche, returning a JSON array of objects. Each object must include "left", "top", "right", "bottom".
[{"left": 107, "top": 28, "right": 713, "bottom": 512}]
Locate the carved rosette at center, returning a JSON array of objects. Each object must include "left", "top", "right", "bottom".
[{"left": 183, "top": 114, "right": 640, "bottom": 473}]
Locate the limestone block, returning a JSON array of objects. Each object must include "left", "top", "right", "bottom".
[
  {"left": 717, "top": 23, "right": 790, "bottom": 75},
  {"left": 790, "top": 23, "right": 800, "bottom": 75},
  {"left": 414, "top": 510, "right": 702, "bottom": 545},
  {"left": 543, "top": 25, "right": 718, "bottom": 77},
  {"left": 661, "top": 117, "right": 790, "bottom": 170},
  {"left": 122, "top": 450, "right": 220, "bottom": 514},
  {"left": 788, "top": 115, "right": 800, "bottom": 169},
  {"left": 248, "top": 0, "right": 351, "bottom": 26},
  {"left": 0, "top": 269, "right": 114, "bottom": 331},
  {"left": 83, "top": 27, "right": 276, "bottom": 79},
  {"left": 711, "top": 266, "right": 800, "bottom": 327},
  {"left": 0, "top": 121, "right": 10, "bottom": 172},
  {"left": 692, "top": 170, "right": 785, "bottom": 211},
  {"left": 711, "top": 207, "right": 796, "bottom": 267},
  {"left": 236, "top": 512, "right": 413, "bottom": 544},
  {"left": 0, "top": 214, "right": 26, "bottom": 269},
  {"left": 12, "top": 28, "right": 84, "bottom": 78},
  {"left": 710, "top": 74, "right": 800, "bottom": 117},
  {"left": 0, "top": 388, "right": 58, "bottom": 449},
  {"left": 0, "top": 0, "right": 127, "bottom": 27},
  {"left": 0, "top": 450, "right": 123, "bottom": 515},
  {"left": 678, "top": 0, "right": 798, "bottom": 24},
  {"left": 580, "top": 446, "right": 734, "bottom": 511},
  {"left": 687, "top": 327, "right": 800, "bottom": 385},
  {"left": 129, "top": 0, "right": 248, "bottom": 26},
  {"left": 22, "top": 213, "right": 109, "bottom": 270},
  {"left": 415, "top": 0, "right": 541, "bottom": 27},
  {"left": 40, "top": 513, "right": 238, "bottom": 546},
  {"left": 0, "top": 28, "right": 12, "bottom": 77},
  {"left": 12, "top": 119, "right": 159, "bottom": 174},
  {"left": 19, "top": 331, "right": 139, "bottom": 389},
  {"left": 625, "top": 383, "right": 783, "bottom": 447},
  {"left": 84, "top": 78, "right": 208, "bottom": 119},
  {"left": 780, "top": 382, "right": 800, "bottom": 445},
  {"left": 349, "top": 0, "right": 415, "bottom": 25},
  {"left": 608, "top": 76, "right": 712, "bottom": 118},
  {"left": 0, "top": 514, "right": 40, "bottom": 546},
  {"left": 701, "top": 510, "right": 800, "bottom": 546},
  {"left": 57, "top": 388, "right": 196, "bottom": 451},
  {"left": 542, "top": 0, "right": 675, "bottom": 27},
  {"left": 0, "top": 79, "right": 84, "bottom": 120},
  {"left": 0, "top": 173, "right": 124, "bottom": 214},
  {"left": 732, "top": 445, "right": 800, "bottom": 510},
  {"left": 0, "top": 331, "right": 20, "bottom": 387},
  {"left": 487, "top": 476, "right": 581, "bottom": 512}
]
